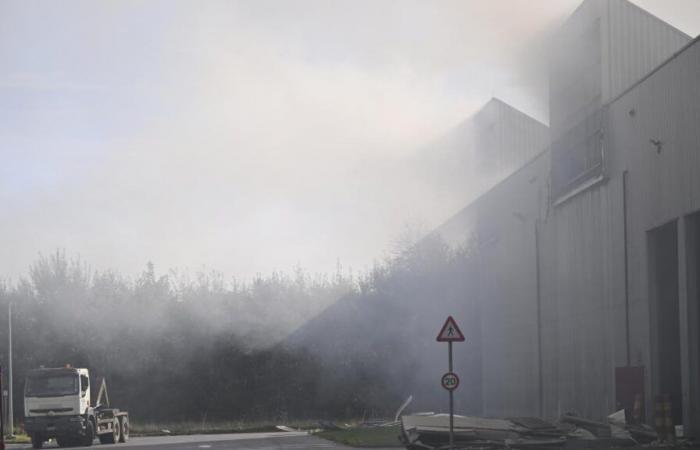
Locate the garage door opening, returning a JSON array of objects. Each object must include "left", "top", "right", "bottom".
[
  {"left": 686, "top": 212, "right": 700, "bottom": 424},
  {"left": 648, "top": 221, "right": 682, "bottom": 424}
]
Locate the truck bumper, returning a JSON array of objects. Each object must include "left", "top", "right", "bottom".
[{"left": 24, "top": 415, "right": 85, "bottom": 436}]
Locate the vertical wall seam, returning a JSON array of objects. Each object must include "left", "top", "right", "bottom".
[{"left": 623, "top": 170, "right": 631, "bottom": 366}]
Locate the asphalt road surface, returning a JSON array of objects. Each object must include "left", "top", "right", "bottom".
[{"left": 6, "top": 432, "right": 400, "bottom": 450}]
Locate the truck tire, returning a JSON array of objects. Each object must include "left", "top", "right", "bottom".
[
  {"left": 99, "top": 418, "right": 120, "bottom": 444},
  {"left": 113, "top": 417, "right": 121, "bottom": 444},
  {"left": 119, "top": 416, "right": 129, "bottom": 442},
  {"left": 31, "top": 434, "right": 43, "bottom": 449},
  {"left": 83, "top": 419, "right": 95, "bottom": 446}
]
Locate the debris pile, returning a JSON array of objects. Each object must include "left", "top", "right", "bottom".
[{"left": 400, "top": 410, "right": 659, "bottom": 449}]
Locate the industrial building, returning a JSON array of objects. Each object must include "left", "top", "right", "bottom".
[
  {"left": 416, "top": 98, "right": 549, "bottom": 201},
  {"left": 437, "top": 0, "right": 700, "bottom": 434}
]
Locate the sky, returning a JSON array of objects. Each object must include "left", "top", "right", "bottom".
[{"left": 1, "top": 0, "right": 699, "bottom": 283}]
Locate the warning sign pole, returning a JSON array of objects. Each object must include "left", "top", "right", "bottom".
[
  {"left": 448, "top": 341, "right": 454, "bottom": 450},
  {"left": 1, "top": 365, "right": 4, "bottom": 450},
  {"left": 437, "top": 316, "right": 464, "bottom": 450}
]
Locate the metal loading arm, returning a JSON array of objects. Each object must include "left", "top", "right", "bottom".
[{"left": 95, "top": 377, "right": 110, "bottom": 408}]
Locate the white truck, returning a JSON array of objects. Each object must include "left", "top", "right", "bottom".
[{"left": 23, "top": 367, "right": 129, "bottom": 449}]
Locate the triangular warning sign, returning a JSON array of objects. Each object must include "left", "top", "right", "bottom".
[{"left": 437, "top": 316, "right": 465, "bottom": 342}]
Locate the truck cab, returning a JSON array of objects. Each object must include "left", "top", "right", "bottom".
[
  {"left": 25, "top": 367, "right": 90, "bottom": 418},
  {"left": 24, "top": 367, "right": 128, "bottom": 449}
]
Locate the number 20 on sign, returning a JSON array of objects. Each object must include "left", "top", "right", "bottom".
[{"left": 441, "top": 372, "right": 459, "bottom": 391}]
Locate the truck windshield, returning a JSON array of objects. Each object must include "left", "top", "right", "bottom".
[{"left": 25, "top": 374, "right": 79, "bottom": 397}]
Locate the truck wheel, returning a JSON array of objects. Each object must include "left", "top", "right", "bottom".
[
  {"left": 100, "top": 418, "right": 120, "bottom": 444},
  {"left": 83, "top": 419, "right": 95, "bottom": 446},
  {"left": 113, "top": 418, "right": 121, "bottom": 444},
  {"left": 119, "top": 417, "right": 129, "bottom": 442},
  {"left": 31, "top": 434, "right": 44, "bottom": 449}
]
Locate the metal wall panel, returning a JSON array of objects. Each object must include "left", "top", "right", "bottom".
[
  {"left": 434, "top": 28, "right": 700, "bottom": 429},
  {"left": 549, "top": 0, "right": 604, "bottom": 137},
  {"left": 538, "top": 33, "right": 700, "bottom": 423},
  {"left": 438, "top": 153, "right": 549, "bottom": 417},
  {"left": 608, "top": 37, "right": 700, "bottom": 431},
  {"left": 539, "top": 178, "right": 626, "bottom": 419},
  {"left": 606, "top": 0, "right": 691, "bottom": 102},
  {"left": 417, "top": 98, "right": 548, "bottom": 217},
  {"left": 549, "top": 0, "right": 689, "bottom": 200}
]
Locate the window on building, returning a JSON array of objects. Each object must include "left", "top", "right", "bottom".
[{"left": 551, "top": 108, "right": 604, "bottom": 199}]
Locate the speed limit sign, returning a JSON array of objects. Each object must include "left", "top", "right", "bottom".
[{"left": 441, "top": 372, "right": 459, "bottom": 391}]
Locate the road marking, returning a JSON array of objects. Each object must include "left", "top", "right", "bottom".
[{"left": 283, "top": 444, "right": 335, "bottom": 448}]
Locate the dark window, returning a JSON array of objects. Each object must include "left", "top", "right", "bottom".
[
  {"left": 26, "top": 374, "right": 79, "bottom": 397},
  {"left": 81, "top": 374, "right": 89, "bottom": 392},
  {"left": 551, "top": 108, "right": 604, "bottom": 199}
]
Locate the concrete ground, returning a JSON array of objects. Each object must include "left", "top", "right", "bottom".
[{"left": 6, "top": 431, "right": 400, "bottom": 450}]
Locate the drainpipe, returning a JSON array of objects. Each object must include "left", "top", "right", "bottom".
[
  {"left": 535, "top": 220, "right": 544, "bottom": 417},
  {"left": 623, "top": 171, "right": 631, "bottom": 366},
  {"left": 7, "top": 303, "right": 12, "bottom": 436}
]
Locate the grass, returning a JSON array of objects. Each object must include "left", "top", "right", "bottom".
[
  {"left": 315, "top": 425, "right": 403, "bottom": 448},
  {"left": 7, "top": 421, "right": 403, "bottom": 448},
  {"left": 130, "top": 419, "right": 318, "bottom": 436},
  {"left": 5, "top": 432, "right": 31, "bottom": 444},
  {"left": 131, "top": 418, "right": 404, "bottom": 448}
]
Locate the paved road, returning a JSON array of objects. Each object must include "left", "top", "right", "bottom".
[{"left": 6, "top": 432, "right": 400, "bottom": 450}]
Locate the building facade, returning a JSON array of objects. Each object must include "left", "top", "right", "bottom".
[{"left": 437, "top": 0, "right": 700, "bottom": 433}]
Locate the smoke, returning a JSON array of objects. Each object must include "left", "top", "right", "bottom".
[
  {"left": 2, "top": 0, "right": 698, "bottom": 283},
  {"left": 2, "top": 0, "right": 699, "bottom": 422},
  {"left": 0, "top": 0, "right": 584, "bottom": 282}
]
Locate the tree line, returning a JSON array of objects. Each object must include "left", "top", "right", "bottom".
[{"left": 0, "top": 235, "right": 474, "bottom": 423}]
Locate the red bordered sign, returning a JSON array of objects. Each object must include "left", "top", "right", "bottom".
[
  {"left": 436, "top": 316, "right": 465, "bottom": 342},
  {"left": 441, "top": 372, "right": 459, "bottom": 391}
]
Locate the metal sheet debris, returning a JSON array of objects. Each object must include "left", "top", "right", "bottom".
[{"left": 400, "top": 411, "right": 660, "bottom": 449}]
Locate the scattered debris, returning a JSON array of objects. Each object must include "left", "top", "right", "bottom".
[
  {"left": 561, "top": 413, "right": 612, "bottom": 439},
  {"left": 360, "top": 419, "right": 390, "bottom": 427},
  {"left": 326, "top": 395, "right": 415, "bottom": 431},
  {"left": 275, "top": 425, "right": 299, "bottom": 432},
  {"left": 607, "top": 409, "right": 626, "bottom": 426},
  {"left": 401, "top": 414, "right": 540, "bottom": 449},
  {"left": 359, "top": 419, "right": 401, "bottom": 428},
  {"left": 395, "top": 395, "right": 414, "bottom": 422},
  {"left": 400, "top": 410, "right": 661, "bottom": 449}
]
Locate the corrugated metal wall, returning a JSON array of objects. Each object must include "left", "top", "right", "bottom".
[
  {"left": 605, "top": 0, "right": 691, "bottom": 101},
  {"left": 540, "top": 178, "right": 626, "bottom": 419},
  {"left": 550, "top": 0, "right": 690, "bottom": 201},
  {"left": 434, "top": 1, "right": 700, "bottom": 428},
  {"left": 438, "top": 153, "right": 549, "bottom": 417},
  {"left": 470, "top": 98, "right": 549, "bottom": 195},
  {"left": 495, "top": 99, "right": 551, "bottom": 180},
  {"left": 477, "top": 156, "right": 546, "bottom": 416},
  {"left": 608, "top": 37, "right": 700, "bottom": 432},
  {"left": 417, "top": 98, "right": 549, "bottom": 217}
]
